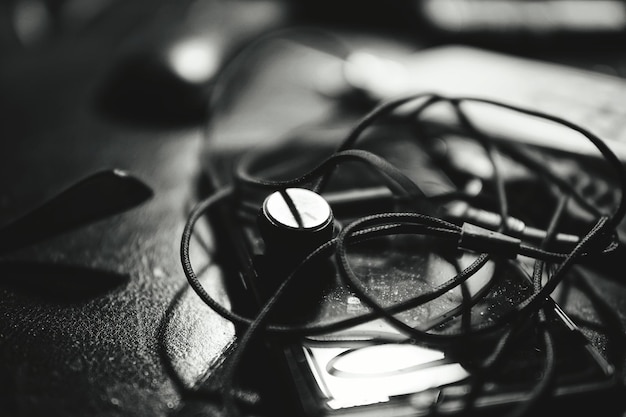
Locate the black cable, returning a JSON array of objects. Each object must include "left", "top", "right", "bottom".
[
  {"left": 411, "top": 96, "right": 625, "bottom": 231},
  {"left": 453, "top": 97, "right": 626, "bottom": 230},
  {"left": 182, "top": 92, "right": 626, "bottom": 416},
  {"left": 450, "top": 99, "right": 511, "bottom": 234},
  {"left": 181, "top": 190, "right": 585, "bottom": 341},
  {"left": 502, "top": 194, "right": 568, "bottom": 417},
  {"left": 219, "top": 239, "right": 337, "bottom": 417},
  {"left": 181, "top": 193, "right": 498, "bottom": 336},
  {"left": 206, "top": 26, "right": 353, "bottom": 120},
  {"left": 437, "top": 196, "right": 567, "bottom": 417},
  {"left": 236, "top": 148, "right": 426, "bottom": 199},
  {"left": 492, "top": 141, "right": 604, "bottom": 219},
  {"left": 181, "top": 192, "right": 480, "bottom": 336},
  {"left": 313, "top": 93, "right": 442, "bottom": 193},
  {"left": 330, "top": 214, "right": 611, "bottom": 342}
]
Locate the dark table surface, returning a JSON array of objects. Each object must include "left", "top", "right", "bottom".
[{"left": 2, "top": 1, "right": 626, "bottom": 417}]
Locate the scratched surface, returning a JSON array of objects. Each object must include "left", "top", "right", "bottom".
[{"left": 0, "top": 3, "right": 237, "bottom": 415}]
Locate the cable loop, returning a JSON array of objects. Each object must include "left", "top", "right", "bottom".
[{"left": 180, "top": 92, "right": 626, "bottom": 417}]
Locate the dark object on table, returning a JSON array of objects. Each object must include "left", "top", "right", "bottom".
[
  {"left": 95, "top": 0, "right": 289, "bottom": 126},
  {"left": 0, "top": 169, "right": 153, "bottom": 254}
]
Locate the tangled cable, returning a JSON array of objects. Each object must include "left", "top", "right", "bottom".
[{"left": 181, "top": 92, "right": 626, "bottom": 417}]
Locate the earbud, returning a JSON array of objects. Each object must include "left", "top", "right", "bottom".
[
  {"left": 258, "top": 187, "right": 334, "bottom": 260},
  {"left": 256, "top": 187, "right": 335, "bottom": 317}
]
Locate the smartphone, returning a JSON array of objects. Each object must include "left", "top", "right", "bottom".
[{"left": 202, "top": 125, "right": 620, "bottom": 417}]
